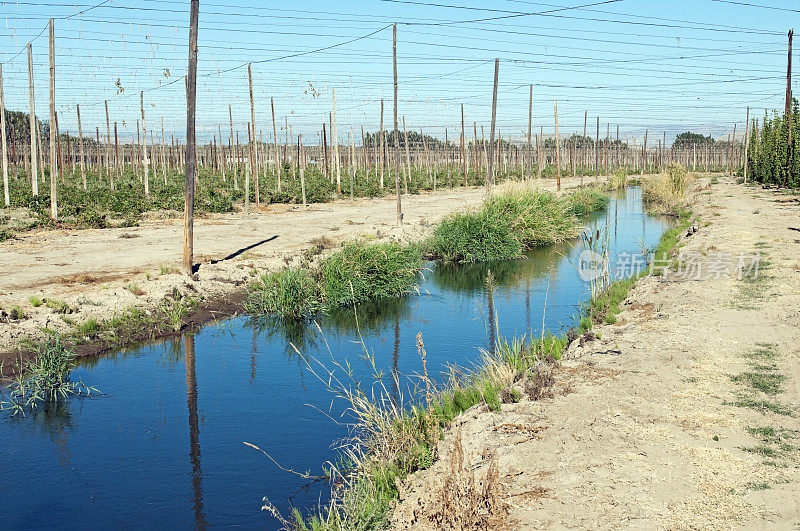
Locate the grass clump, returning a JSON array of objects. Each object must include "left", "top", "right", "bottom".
[
  {"left": 565, "top": 187, "right": 610, "bottom": 216},
  {"left": 245, "top": 240, "right": 422, "bottom": 318},
  {"left": 642, "top": 163, "right": 692, "bottom": 214},
  {"left": 428, "top": 188, "right": 585, "bottom": 263},
  {"left": 0, "top": 337, "right": 96, "bottom": 416},
  {"left": 28, "top": 296, "right": 43, "bottom": 307},
  {"left": 320, "top": 241, "right": 422, "bottom": 308},
  {"left": 244, "top": 268, "right": 322, "bottom": 318}
]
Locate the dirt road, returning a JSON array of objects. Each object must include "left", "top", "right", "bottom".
[{"left": 391, "top": 177, "right": 800, "bottom": 528}]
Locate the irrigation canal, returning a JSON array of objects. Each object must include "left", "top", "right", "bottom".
[{"left": 0, "top": 187, "right": 671, "bottom": 528}]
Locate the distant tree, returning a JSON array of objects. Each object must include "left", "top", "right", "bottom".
[{"left": 673, "top": 131, "right": 713, "bottom": 149}]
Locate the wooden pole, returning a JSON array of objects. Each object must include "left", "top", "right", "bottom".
[
  {"left": 744, "top": 106, "right": 750, "bottom": 183},
  {"left": 786, "top": 29, "right": 794, "bottom": 181},
  {"left": 245, "top": 123, "right": 251, "bottom": 213},
  {"left": 76, "top": 104, "right": 86, "bottom": 189},
  {"left": 141, "top": 91, "right": 150, "bottom": 196},
  {"left": 298, "top": 134, "right": 307, "bottom": 209},
  {"left": 487, "top": 58, "right": 499, "bottom": 196},
  {"left": 583, "top": 111, "right": 587, "bottom": 173},
  {"left": 105, "top": 101, "right": 112, "bottom": 188},
  {"left": 48, "top": 18, "right": 58, "bottom": 220},
  {"left": 786, "top": 29, "right": 793, "bottom": 117},
  {"left": 271, "top": 97, "right": 280, "bottom": 192},
  {"left": 184, "top": 0, "right": 199, "bottom": 275},
  {"left": 393, "top": 23, "right": 402, "bottom": 224},
  {"left": 403, "top": 116, "right": 411, "bottom": 193},
  {"left": 641, "top": 129, "right": 648, "bottom": 177},
  {"left": 554, "top": 99, "right": 561, "bottom": 191},
  {"left": 461, "top": 103, "right": 467, "bottom": 186},
  {"left": 527, "top": 84, "right": 532, "bottom": 181},
  {"left": 0, "top": 64, "right": 8, "bottom": 206},
  {"left": 332, "top": 88, "right": 340, "bottom": 193},
  {"left": 595, "top": 116, "right": 600, "bottom": 181},
  {"left": 27, "top": 43, "right": 38, "bottom": 196},
  {"left": 247, "top": 63, "right": 258, "bottom": 207},
  {"left": 379, "top": 99, "right": 385, "bottom": 189},
  {"left": 229, "top": 104, "right": 237, "bottom": 187}
]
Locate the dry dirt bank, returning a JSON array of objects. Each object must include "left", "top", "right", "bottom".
[
  {"left": 391, "top": 177, "right": 800, "bottom": 529},
  {"left": 0, "top": 177, "right": 593, "bottom": 365}
]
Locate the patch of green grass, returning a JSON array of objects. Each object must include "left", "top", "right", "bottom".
[
  {"left": 320, "top": 240, "right": 422, "bottom": 308},
  {"left": 566, "top": 187, "right": 610, "bottom": 216},
  {"left": 244, "top": 267, "right": 322, "bottom": 318},
  {"left": 1, "top": 337, "right": 96, "bottom": 416},
  {"left": 728, "top": 395, "right": 793, "bottom": 416},
  {"left": 427, "top": 188, "right": 593, "bottom": 263},
  {"left": 77, "top": 318, "right": 101, "bottom": 339},
  {"left": 44, "top": 299, "right": 74, "bottom": 314},
  {"left": 28, "top": 296, "right": 43, "bottom": 307},
  {"left": 731, "top": 371, "right": 785, "bottom": 396}
]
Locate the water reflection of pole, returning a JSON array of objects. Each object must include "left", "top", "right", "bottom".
[
  {"left": 184, "top": 333, "right": 208, "bottom": 529},
  {"left": 525, "top": 281, "right": 531, "bottom": 336},
  {"left": 486, "top": 270, "right": 496, "bottom": 355},
  {"left": 392, "top": 316, "right": 400, "bottom": 406},
  {"left": 249, "top": 326, "right": 257, "bottom": 384}
]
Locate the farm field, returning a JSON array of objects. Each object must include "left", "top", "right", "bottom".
[{"left": 2, "top": 1, "right": 800, "bottom": 529}]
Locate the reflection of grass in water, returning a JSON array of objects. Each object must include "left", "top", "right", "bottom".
[
  {"left": 247, "top": 296, "right": 414, "bottom": 360},
  {"left": 431, "top": 243, "right": 566, "bottom": 295}
]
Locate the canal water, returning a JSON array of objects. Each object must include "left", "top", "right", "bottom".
[{"left": 0, "top": 187, "right": 670, "bottom": 529}]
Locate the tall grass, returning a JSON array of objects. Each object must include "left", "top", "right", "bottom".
[
  {"left": 320, "top": 241, "right": 422, "bottom": 308},
  {"left": 642, "top": 162, "right": 691, "bottom": 214},
  {"left": 245, "top": 240, "right": 422, "bottom": 318},
  {"left": 428, "top": 184, "right": 607, "bottom": 263},
  {"left": 0, "top": 337, "right": 96, "bottom": 416},
  {"left": 262, "top": 321, "right": 568, "bottom": 530}
]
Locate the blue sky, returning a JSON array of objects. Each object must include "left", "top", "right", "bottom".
[{"left": 0, "top": 0, "right": 796, "bottom": 145}]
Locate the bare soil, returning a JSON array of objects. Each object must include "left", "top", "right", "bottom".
[
  {"left": 0, "top": 178, "right": 587, "bottom": 366},
  {"left": 391, "top": 177, "right": 800, "bottom": 529}
]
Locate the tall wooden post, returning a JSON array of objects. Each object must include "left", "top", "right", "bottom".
[
  {"left": 641, "top": 129, "right": 648, "bottom": 177},
  {"left": 744, "top": 106, "right": 750, "bottom": 183},
  {"left": 184, "top": 0, "right": 199, "bottom": 275},
  {"left": 379, "top": 99, "right": 385, "bottom": 189},
  {"left": 554, "top": 99, "right": 561, "bottom": 191},
  {"left": 786, "top": 29, "right": 793, "bottom": 181},
  {"left": 161, "top": 117, "right": 167, "bottom": 184},
  {"left": 461, "top": 103, "right": 467, "bottom": 186},
  {"left": 595, "top": 116, "right": 600, "bottom": 181},
  {"left": 332, "top": 88, "right": 340, "bottom": 193},
  {"left": 245, "top": 123, "right": 251, "bottom": 213},
  {"left": 76, "top": 104, "right": 86, "bottom": 189},
  {"left": 786, "top": 29, "right": 793, "bottom": 117},
  {"left": 486, "top": 58, "right": 499, "bottom": 196},
  {"left": 583, "top": 111, "right": 587, "bottom": 173},
  {"left": 48, "top": 19, "right": 58, "bottom": 220},
  {"left": 403, "top": 116, "right": 411, "bottom": 193},
  {"left": 0, "top": 65, "right": 8, "bottom": 206},
  {"left": 141, "top": 91, "right": 149, "bottom": 196},
  {"left": 104, "top": 101, "right": 112, "bottom": 187},
  {"left": 393, "top": 23, "right": 402, "bottom": 224},
  {"left": 271, "top": 97, "right": 280, "bottom": 192},
  {"left": 527, "top": 84, "right": 533, "bottom": 181},
  {"left": 27, "top": 43, "right": 38, "bottom": 196},
  {"left": 298, "top": 135, "right": 307, "bottom": 209},
  {"left": 247, "top": 63, "right": 258, "bottom": 207}
]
